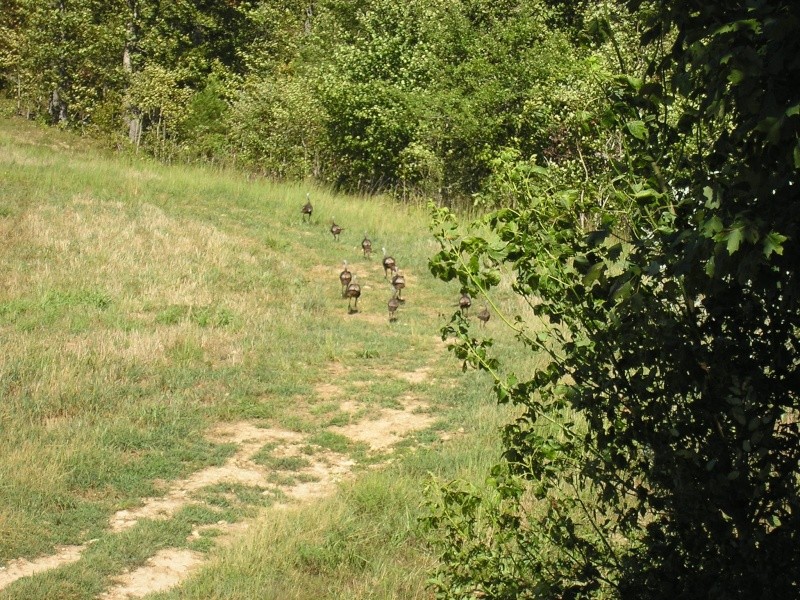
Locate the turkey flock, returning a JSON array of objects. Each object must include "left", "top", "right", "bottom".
[{"left": 301, "top": 194, "right": 489, "bottom": 325}]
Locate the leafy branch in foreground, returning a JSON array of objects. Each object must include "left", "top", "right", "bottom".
[{"left": 425, "top": 2, "right": 799, "bottom": 598}]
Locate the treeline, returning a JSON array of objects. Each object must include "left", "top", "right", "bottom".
[{"left": 0, "top": 0, "right": 638, "bottom": 202}]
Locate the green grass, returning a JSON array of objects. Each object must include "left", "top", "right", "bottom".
[{"left": 0, "top": 116, "right": 546, "bottom": 599}]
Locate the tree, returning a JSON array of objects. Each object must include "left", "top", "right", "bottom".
[
  {"left": 313, "top": 0, "right": 439, "bottom": 192},
  {"left": 119, "top": 0, "right": 255, "bottom": 149},
  {"left": 427, "top": 1, "right": 799, "bottom": 597},
  {"left": 0, "top": 0, "right": 25, "bottom": 101},
  {"left": 2, "top": 0, "right": 126, "bottom": 126},
  {"left": 2, "top": 0, "right": 256, "bottom": 148}
]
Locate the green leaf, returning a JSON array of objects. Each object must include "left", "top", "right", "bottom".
[
  {"left": 704, "top": 186, "right": 720, "bottom": 208},
  {"left": 702, "top": 216, "right": 724, "bottom": 237},
  {"left": 582, "top": 262, "right": 606, "bottom": 287},
  {"left": 727, "top": 69, "right": 744, "bottom": 85},
  {"left": 586, "top": 229, "right": 610, "bottom": 246},
  {"left": 611, "top": 280, "right": 633, "bottom": 302},
  {"left": 763, "top": 232, "right": 788, "bottom": 258},
  {"left": 618, "top": 75, "right": 643, "bottom": 90},
  {"left": 626, "top": 120, "right": 648, "bottom": 140},
  {"left": 713, "top": 19, "right": 760, "bottom": 36},
  {"left": 634, "top": 188, "right": 660, "bottom": 201},
  {"left": 725, "top": 225, "right": 745, "bottom": 255}
]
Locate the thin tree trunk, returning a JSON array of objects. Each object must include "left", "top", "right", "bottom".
[
  {"left": 304, "top": 3, "right": 314, "bottom": 34},
  {"left": 123, "top": 1, "right": 142, "bottom": 146},
  {"left": 49, "top": 87, "right": 67, "bottom": 124}
]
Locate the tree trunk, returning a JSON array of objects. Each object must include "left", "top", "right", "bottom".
[
  {"left": 123, "top": 2, "right": 142, "bottom": 146},
  {"left": 49, "top": 87, "right": 67, "bottom": 124},
  {"left": 304, "top": 3, "right": 314, "bottom": 34},
  {"left": 128, "top": 107, "right": 142, "bottom": 149}
]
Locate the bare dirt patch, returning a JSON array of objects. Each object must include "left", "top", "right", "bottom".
[
  {"left": 325, "top": 362, "right": 351, "bottom": 376},
  {"left": 99, "top": 549, "right": 204, "bottom": 600},
  {"left": 282, "top": 454, "right": 356, "bottom": 503},
  {"left": 332, "top": 399, "right": 434, "bottom": 452},
  {"left": 394, "top": 367, "right": 430, "bottom": 384},
  {"left": 98, "top": 421, "right": 362, "bottom": 595},
  {"left": 0, "top": 544, "right": 88, "bottom": 591},
  {"left": 315, "top": 382, "right": 343, "bottom": 401},
  {"left": 339, "top": 400, "right": 361, "bottom": 413},
  {"left": 431, "top": 335, "right": 450, "bottom": 350}
]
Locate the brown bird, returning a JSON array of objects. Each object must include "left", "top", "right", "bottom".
[
  {"left": 339, "top": 260, "right": 352, "bottom": 298},
  {"left": 391, "top": 269, "right": 406, "bottom": 301},
  {"left": 477, "top": 306, "right": 490, "bottom": 327},
  {"left": 388, "top": 291, "right": 400, "bottom": 322},
  {"left": 361, "top": 233, "right": 373, "bottom": 258},
  {"left": 346, "top": 277, "right": 361, "bottom": 313},
  {"left": 459, "top": 292, "right": 472, "bottom": 316},
  {"left": 301, "top": 193, "right": 313, "bottom": 222},
  {"left": 330, "top": 218, "right": 344, "bottom": 241},
  {"left": 382, "top": 247, "right": 396, "bottom": 278}
]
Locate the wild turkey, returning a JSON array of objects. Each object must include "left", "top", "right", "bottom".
[
  {"left": 388, "top": 291, "right": 400, "bottom": 322},
  {"left": 345, "top": 277, "right": 361, "bottom": 313},
  {"left": 391, "top": 270, "right": 406, "bottom": 301},
  {"left": 477, "top": 306, "right": 490, "bottom": 327},
  {"left": 301, "top": 193, "right": 313, "bottom": 222},
  {"left": 459, "top": 292, "right": 472, "bottom": 316},
  {"left": 381, "top": 247, "right": 396, "bottom": 278},
  {"left": 339, "top": 260, "right": 352, "bottom": 298},
  {"left": 330, "top": 218, "right": 344, "bottom": 241},
  {"left": 361, "top": 233, "right": 373, "bottom": 258}
]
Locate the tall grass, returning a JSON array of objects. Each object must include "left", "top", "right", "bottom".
[{"left": 0, "top": 117, "right": 545, "bottom": 599}]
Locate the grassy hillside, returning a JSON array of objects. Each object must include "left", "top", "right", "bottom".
[{"left": 0, "top": 118, "right": 530, "bottom": 599}]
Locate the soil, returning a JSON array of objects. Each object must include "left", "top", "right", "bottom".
[
  {"left": 0, "top": 544, "right": 88, "bottom": 590},
  {"left": 332, "top": 398, "right": 434, "bottom": 451},
  {"left": 0, "top": 390, "right": 439, "bottom": 598},
  {"left": 99, "top": 550, "right": 204, "bottom": 600}
]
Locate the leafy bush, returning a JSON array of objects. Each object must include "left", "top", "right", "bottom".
[
  {"left": 227, "top": 73, "right": 325, "bottom": 179},
  {"left": 426, "top": 1, "right": 800, "bottom": 597}
]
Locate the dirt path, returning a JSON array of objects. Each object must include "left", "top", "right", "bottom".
[
  {"left": 0, "top": 395, "right": 436, "bottom": 598},
  {"left": 99, "top": 550, "right": 205, "bottom": 600},
  {"left": 0, "top": 544, "right": 88, "bottom": 590}
]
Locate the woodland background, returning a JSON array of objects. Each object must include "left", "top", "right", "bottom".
[{"left": 0, "top": 0, "right": 635, "bottom": 204}]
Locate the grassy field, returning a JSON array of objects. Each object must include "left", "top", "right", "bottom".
[{"left": 0, "top": 117, "right": 546, "bottom": 599}]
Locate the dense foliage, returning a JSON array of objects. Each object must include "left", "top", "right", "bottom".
[
  {"left": 1, "top": 0, "right": 623, "bottom": 200},
  {"left": 427, "top": 0, "right": 799, "bottom": 597}
]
